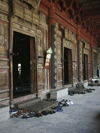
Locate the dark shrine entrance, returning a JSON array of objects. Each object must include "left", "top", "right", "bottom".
[
  {"left": 83, "top": 54, "right": 88, "bottom": 80},
  {"left": 13, "top": 32, "right": 35, "bottom": 98},
  {"left": 64, "top": 47, "right": 72, "bottom": 85}
]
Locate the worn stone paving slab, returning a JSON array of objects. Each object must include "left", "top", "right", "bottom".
[
  {"left": 18, "top": 100, "right": 58, "bottom": 114},
  {"left": 0, "top": 86, "right": 100, "bottom": 133}
]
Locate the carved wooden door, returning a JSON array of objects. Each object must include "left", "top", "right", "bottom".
[
  {"left": 30, "top": 37, "right": 36, "bottom": 93},
  {"left": 68, "top": 49, "right": 72, "bottom": 84},
  {"left": 84, "top": 54, "right": 88, "bottom": 80}
]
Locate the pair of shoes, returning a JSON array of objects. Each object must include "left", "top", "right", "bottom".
[
  {"left": 65, "top": 100, "right": 74, "bottom": 105},
  {"left": 35, "top": 113, "right": 43, "bottom": 117},
  {"left": 56, "top": 108, "right": 63, "bottom": 112},
  {"left": 68, "top": 92, "right": 74, "bottom": 96},
  {"left": 87, "top": 89, "right": 92, "bottom": 93},
  {"left": 89, "top": 88, "right": 95, "bottom": 90},
  {"left": 46, "top": 108, "right": 56, "bottom": 114},
  {"left": 81, "top": 91, "right": 86, "bottom": 94},
  {"left": 41, "top": 111, "right": 48, "bottom": 115}
]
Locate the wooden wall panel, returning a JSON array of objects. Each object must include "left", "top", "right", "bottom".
[{"left": 0, "top": 0, "right": 9, "bottom": 102}]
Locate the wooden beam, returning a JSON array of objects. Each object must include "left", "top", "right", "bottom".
[
  {"left": 94, "top": 26, "right": 100, "bottom": 31},
  {"left": 81, "top": 8, "right": 100, "bottom": 19}
]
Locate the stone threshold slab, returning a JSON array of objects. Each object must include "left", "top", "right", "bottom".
[{"left": 16, "top": 100, "right": 58, "bottom": 114}]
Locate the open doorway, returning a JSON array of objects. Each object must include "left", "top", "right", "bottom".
[
  {"left": 64, "top": 47, "right": 72, "bottom": 85},
  {"left": 13, "top": 32, "right": 32, "bottom": 98},
  {"left": 83, "top": 54, "right": 88, "bottom": 80}
]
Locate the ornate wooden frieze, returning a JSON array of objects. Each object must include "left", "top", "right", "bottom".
[
  {"left": 38, "top": 85, "right": 44, "bottom": 90},
  {"left": 38, "top": 71, "right": 43, "bottom": 85},
  {"left": 63, "top": 39, "right": 74, "bottom": 50},
  {"left": 38, "top": 63, "right": 43, "bottom": 68},
  {"left": 93, "top": 48, "right": 97, "bottom": 53},
  {"left": 54, "top": 26, "right": 62, "bottom": 36},
  {"left": 57, "top": 64, "right": 62, "bottom": 68},
  {"left": 20, "top": 0, "right": 41, "bottom": 9},
  {"left": 0, "top": 13, "right": 9, "bottom": 22},
  {"left": 78, "top": 41, "right": 83, "bottom": 81},
  {"left": 12, "top": 21, "right": 37, "bottom": 36},
  {"left": 38, "top": 70, "right": 44, "bottom": 90},
  {"left": 56, "top": 36, "right": 61, "bottom": 43},
  {"left": 37, "top": 36, "right": 43, "bottom": 58},
  {"left": 55, "top": 22, "right": 59, "bottom": 30},
  {"left": 69, "top": 30, "right": 72, "bottom": 41},
  {"left": 65, "top": 29, "right": 69, "bottom": 40},
  {"left": 56, "top": 35, "right": 61, "bottom": 64},
  {"left": 33, "top": 12, "right": 39, "bottom": 19},
  {"left": 57, "top": 69, "right": 62, "bottom": 81},
  {"left": 0, "top": 72, "right": 7, "bottom": 87},
  {"left": 57, "top": 44, "right": 61, "bottom": 63},
  {"left": 39, "top": 21, "right": 48, "bottom": 30},
  {"left": 12, "top": 23, "right": 20, "bottom": 29},
  {"left": 37, "top": 29, "right": 43, "bottom": 36},
  {"left": 32, "top": 24, "right": 37, "bottom": 30},
  {"left": 57, "top": 81, "right": 62, "bottom": 87},
  {"left": 40, "top": 12, "right": 47, "bottom": 24},
  {"left": 85, "top": 42, "right": 90, "bottom": 50},
  {"left": 13, "top": 0, "right": 40, "bottom": 25},
  {"left": 0, "top": 61, "right": 8, "bottom": 66},
  {"left": 12, "top": 16, "right": 18, "bottom": 23},
  {"left": 73, "top": 33, "right": 77, "bottom": 44},
  {"left": 0, "top": 22, "right": 8, "bottom": 57},
  {"left": 83, "top": 48, "right": 90, "bottom": 57},
  {"left": 64, "top": 28, "right": 76, "bottom": 44},
  {"left": 0, "top": 92, "right": 9, "bottom": 99},
  {"left": 0, "top": 0, "right": 9, "bottom": 14},
  {"left": 72, "top": 61, "right": 77, "bottom": 83}
]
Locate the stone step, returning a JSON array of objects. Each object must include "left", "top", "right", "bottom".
[
  {"left": 50, "top": 87, "right": 68, "bottom": 100},
  {"left": 14, "top": 98, "right": 41, "bottom": 108},
  {"left": 0, "top": 105, "right": 10, "bottom": 123},
  {"left": 18, "top": 100, "right": 58, "bottom": 114}
]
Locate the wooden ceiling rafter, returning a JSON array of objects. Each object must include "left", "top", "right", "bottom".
[
  {"left": 46, "top": 0, "right": 100, "bottom": 44},
  {"left": 88, "top": 0, "right": 95, "bottom": 8}
]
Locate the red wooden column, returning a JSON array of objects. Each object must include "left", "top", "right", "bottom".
[
  {"left": 76, "top": 26, "right": 80, "bottom": 82},
  {"left": 48, "top": 4, "right": 55, "bottom": 89}
]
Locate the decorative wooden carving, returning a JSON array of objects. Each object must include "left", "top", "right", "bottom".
[
  {"left": 0, "top": 22, "right": 8, "bottom": 57},
  {"left": 38, "top": 71, "right": 43, "bottom": 85},
  {"left": 0, "top": 1, "right": 9, "bottom": 14},
  {"left": 0, "top": 13, "right": 9, "bottom": 22},
  {"left": 57, "top": 69, "right": 62, "bottom": 81},
  {"left": 85, "top": 42, "right": 90, "bottom": 50},
  {"left": 20, "top": 0, "right": 41, "bottom": 9},
  {"left": 0, "top": 61, "right": 7, "bottom": 66},
  {"left": 0, "top": 92, "right": 9, "bottom": 99},
  {"left": 40, "top": 12, "right": 46, "bottom": 23},
  {"left": 93, "top": 48, "right": 97, "bottom": 53},
  {"left": 0, "top": 73, "right": 7, "bottom": 87},
  {"left": 13, "top": 0, "right": 40, "bottom": 25}
]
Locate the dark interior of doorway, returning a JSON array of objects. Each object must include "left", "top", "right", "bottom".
[
  {"left": 64, "top": 47, "right": 72, "bottom": 85},
  {"left": 83, "top": 54, "right": 88, "bottom": 80},
  {"left": 13, "top": 32, "right": 31, "bottom": 98}
]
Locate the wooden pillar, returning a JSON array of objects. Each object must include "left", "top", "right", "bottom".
[
  {"left": 76, "top": 27, "right": 80, "bottom": 82},
  {"left": 48, "top": 5, "right": 55, "bottom": 89},
  {"left": 9, "top": 0, "right": 13, "bottom": 103}
]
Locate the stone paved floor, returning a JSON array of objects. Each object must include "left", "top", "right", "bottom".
[{"left": 0, "top": 86, "right": 100, "bottom": 133}]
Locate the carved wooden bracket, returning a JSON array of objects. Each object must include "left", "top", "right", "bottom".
[{"left": 20, "top": 0, "right": 41, "bottom": 9}]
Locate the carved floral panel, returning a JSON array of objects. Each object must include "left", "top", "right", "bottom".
[
  {"left": 0, "top": 73, "right": 7, "bottom": 87},
  {"left": 0, "top": 22, "right": 8, "bottom": 57}
]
